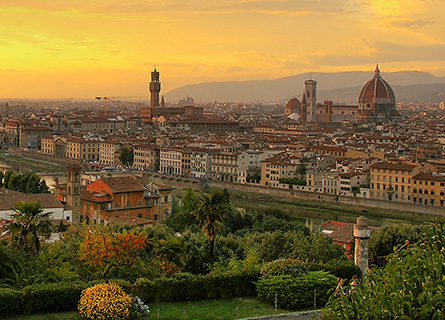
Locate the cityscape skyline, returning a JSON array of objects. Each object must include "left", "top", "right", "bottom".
[{"left": 1, "top": 0, "right": 445, "bottom": 99}]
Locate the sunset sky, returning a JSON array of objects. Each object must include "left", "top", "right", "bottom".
[{"left": 1, "top": 0, "right": 444, "bottom": 100}]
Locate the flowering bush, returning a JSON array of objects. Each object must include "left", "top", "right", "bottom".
[
  {"left": 261, "top": 258, "right": 308, "bottom": 277},
  {"left": 78, "top": 283, "right": 132, "bottom": 320},
  {"left": 129, "top": 294, "right": 150, "bottom": 319}
]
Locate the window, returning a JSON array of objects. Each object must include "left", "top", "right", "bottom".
[
  {"left": 137, "top": 200, "right": 142, "bottom": 205},
  {"left": 137, "top": 213, "right": 142, "bottom": 218},
  {"left": 127, "top": 201, "right": 131, "bottom": 206},
  {"left": 154, "top": 214, "right": 158, "bottom": 221},
  {"left": 115, "top": 202, "right": 120, "bottom": 207},
  {"left": 164, "top": 195, "right": 169, "bottom": 202}
]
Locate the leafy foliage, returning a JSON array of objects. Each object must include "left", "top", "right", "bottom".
[
  {"left": 78, "top": 283, "right": 132, "bottom": 320},
  {"left": 260, "top": 258, "right": 308, "bottom": 277},
  {"left": 322, "top": 220, "right": 445, "bottom": 319},
  {"left": 278, "top": 178, "right": 307, "bottom": 185},
  {"left": 191, "top": 190, "right": 230, "bottom": 264},
  {"left": 257, "top": 271, "right": 337, "bottom": 310},
  {"left": 0, "top": 287, "right": 23, "bottom": 317},
  {"left": 1, "top": 171, "right": 49, "bottom": 193},
  {"left": 309, "top": 260, "right": 360, "bottom": 280},
  {"left": 369, "top": 223, "right": 426, "bottom": 257},
  {"left": 4, "top": 200, "right": 54, "bottom": 254},
  {"left": 78, "top": 226, "right": 147, "bottom": 281},
  {"left": 119, "top": 146, "right": 133, "bottom": 166}
]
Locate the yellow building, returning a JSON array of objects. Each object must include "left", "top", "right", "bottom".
[
  {"left": 370, "top": 162, "right": 420, "bottom": 202},
  {"left": 133, "top": 144, "right": 160, "bottom": 172},
  {"left": 66, "top": 138, "right": 100, "bottom": 161},
  {"left": 412, "top": 173, "right": 445, "bottom": 207},
  {"left": 260, "top": 153, "right": 298, "bottom": 187}
]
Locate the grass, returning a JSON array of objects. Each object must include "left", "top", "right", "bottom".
[{"left": 8, "top": 298, "right": 292, "bottom": 320}]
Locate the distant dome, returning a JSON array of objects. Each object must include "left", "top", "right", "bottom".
[
  {"left": 359, "top": 65, "right": 395, "bottom": 103},
  {"left": 358, "top": 65, "right": 398, "bottom": 122},
  {"left": 285, "top": 98, "right": 301, "bottom": 116}
]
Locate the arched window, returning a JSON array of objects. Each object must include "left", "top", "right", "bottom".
[{"left": 137, "top": 213, "right": 142, "bottom": 218}]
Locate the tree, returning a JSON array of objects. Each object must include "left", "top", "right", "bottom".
[
  {"left": 78, "top": 226, "right": 147, "bottom": 282},
  {"left": 166, "top": 189, "right": 199, "bottom": 232},
  {"left": 296, "top": 163, "right": 307, "bottom": 179},
  {"left": 154, "top": 237, "right": 183, "bottom": 275},
  {"left": 2, "top": 171, "right": 49, "bottom": 194},
  {"left": 4, "top": 199, "right": 54, "bottom": 255},
  {"left": 369, "top": 223, "right": 425, "bottom": 257},
  {"left": 119, "top": 146, "right": 133, "bottom": 166},
  {"left": 190, "top": 190, "right": 229, "bottom": 264},
  {"left": 322, "top": 220, "right": 445, "bottom": 319}
]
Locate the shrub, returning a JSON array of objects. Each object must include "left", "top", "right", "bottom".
[
  {"left": 309, "top": 260, "right": 360, "bottom": 280},
  {"left": 261, "top": 258, "right": 308, "bottom": 277},
  {"left": 78, "top": 283, "right": 132, "bottom": 320},
  {"left": 134, "top": 269, "right": 259, "bottom": 303},
  {"left": 22, "top": 281, "right": 87, "bottom": 314},
  {"left": 0, "top": 288, "right": 23, "bottom": 317},
  {"left": 257, "top": 271, "right": 337, "bottom": 310}
]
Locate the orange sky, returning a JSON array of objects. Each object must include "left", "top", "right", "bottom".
[{"left": 1, "top": 0, "right": 444, "bottom": 100}]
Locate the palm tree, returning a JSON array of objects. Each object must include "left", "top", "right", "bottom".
[
  {"left": 5, "top": 199, "right": 54, "bottom": 255},
  {"left": 154, "top": 237, "right": 183, "bottom": 275},
  {"left": 190, "top": 190, "right": 229, "bottom": 264}
]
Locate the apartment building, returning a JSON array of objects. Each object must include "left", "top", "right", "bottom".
[
  {"left": 160, "top": 148, "right": 183, "bottom": 175},
  {"left": 412, "top": 172, "right": 445, "bottom": 207},
  {"left": 66, "top": 137, "right": 100, "bottom": 161},
  {"left": 190, "top": 147, "right": 216, "bottom": 179},
  {"left": 211, "top": 145, "right": 241, "bottom": 183},
  {"left": 260, "top": 152, "right": 298, "bottom": 187},
  {"left": 133, "top": 144, "right": 160, "bottom": 172},
  {"left": 80, "top": 176, "right": 170, "bottom": 224},
  {"left": 370, "top": 162, "right": 420, "bottom": 202},
  {"left": 99, "top": 141, "right": 122, "bottom": 166}
]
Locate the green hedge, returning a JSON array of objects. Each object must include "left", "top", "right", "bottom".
[
  {"left": 134, "top": 270, "right": 259, "bottom": 303},
  {"left": 0, "top": 288, "right": 23, "bottom": 317},
  {"left": 309, "top": 260, "right": 361, "bottom": 280},
  {"left": 22, "top": 281, "right": 88, "bottom": 315},
  {"left": 1, "top": 272, "right": 258, "bottom": 316},
  {"left": 256, "top": 271, "right": 337, "bottom": 309}
]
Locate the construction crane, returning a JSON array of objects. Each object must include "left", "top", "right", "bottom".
[{"left": 94, "top": 96, "right": 147, "bottom": 117}]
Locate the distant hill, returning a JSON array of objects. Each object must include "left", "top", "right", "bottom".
[
  {"left": 318, "top": 83, "right": 445, "bottom": 104},
  {"left": 165, "top": 71, "right": 445, "bottom": 104}
]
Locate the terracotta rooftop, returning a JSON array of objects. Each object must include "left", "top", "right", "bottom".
[
  {"left": 95, "top": 176, "right": 146, "bottom": 193},
  {"left": 370, "top": 162, "right": 418, "bottom": 171},
  {"left": 0, "top": 188, "right": 64, "bottom": 211}
]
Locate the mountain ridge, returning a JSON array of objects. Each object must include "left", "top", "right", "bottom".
[{"left": 165, "top": 70, "right": 445, "bottom": 104}]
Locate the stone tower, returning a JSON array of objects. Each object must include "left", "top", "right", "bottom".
[
  {"left": 301, "top": 92, "right": 307, "bottom": 123},
  {"left": 354, "top": 216, "right": 371, "bottom": 276},
  {"left": 149, "top": 66, "right": 161, "bottom": 108},
  {"left": 66, "top": 164, "right": 82, "bottom": 223},
  {"left": 305, "top": 78, "right": 317, "bottom": 122},
  {"left": 324, "top": 100, "right": 333, "bottom": 123}
]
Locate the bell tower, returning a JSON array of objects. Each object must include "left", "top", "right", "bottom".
[
  {"left": 305, "top": 78, "right": 317, "bottom": 122},
  {"left": 149, "top": 66, "right": 161, "bottom": 108},
  {"left": 66, "top": 164, "right": 82, "bottom": 223}
]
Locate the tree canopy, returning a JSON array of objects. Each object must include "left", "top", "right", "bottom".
[
  {"left": 1, "top": 171, "right": 49, "bottom": 194},
  {"left": 4, "top": 200, "right": 54, "bottom": 254}
]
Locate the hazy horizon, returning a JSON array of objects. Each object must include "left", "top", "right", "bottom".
[{"left": 1, "top": 0, "right": 445, "bottom": 99}]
